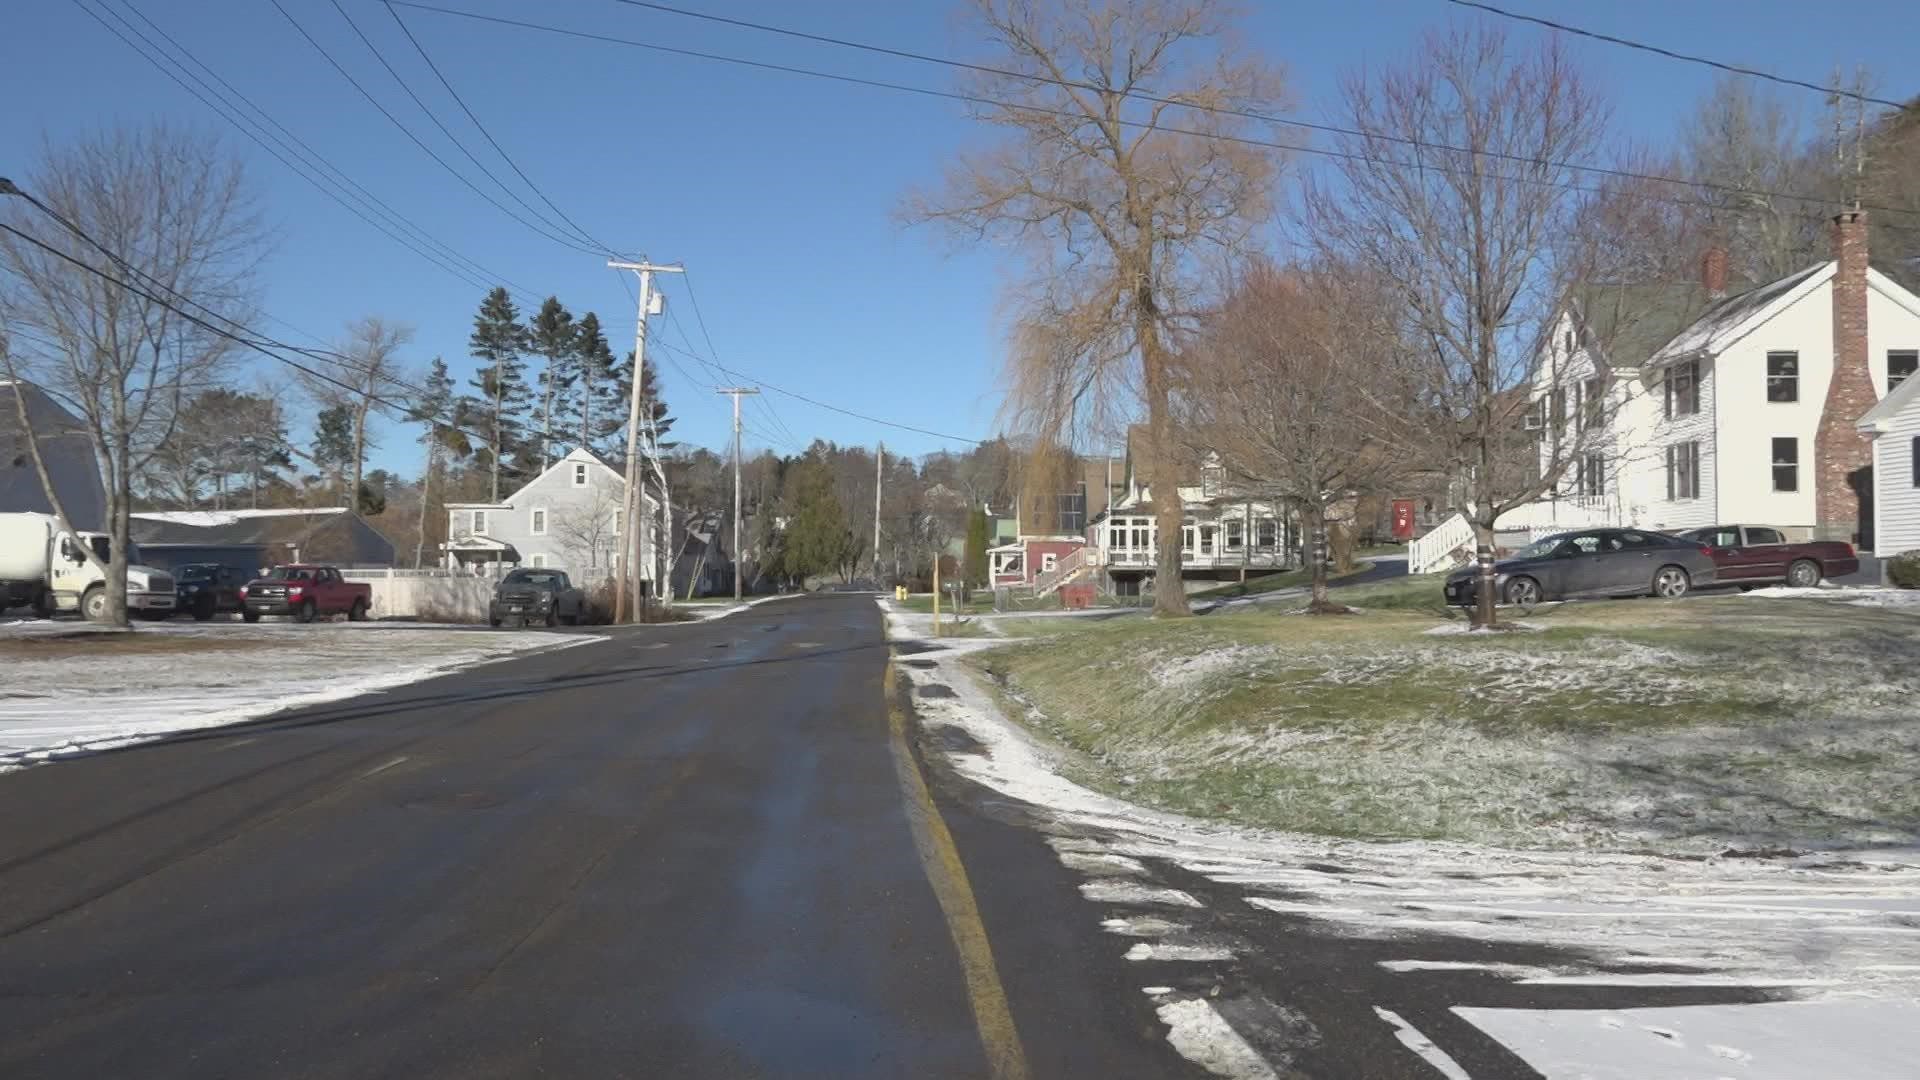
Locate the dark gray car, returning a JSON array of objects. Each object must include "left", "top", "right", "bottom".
[
  {"left": 1444, "top": 528, "right": 1717, "bottom": 607},
  {"left": 489, "top": 568, "right": 586, "bottom": 627}
]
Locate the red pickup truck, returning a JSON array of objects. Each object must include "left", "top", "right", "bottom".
[
  {"left": 239, "top": 564, "right": 372, "bottom": 623},
  {"left": 1676, "top": 525, "right": 1859, "bottom": 588}
]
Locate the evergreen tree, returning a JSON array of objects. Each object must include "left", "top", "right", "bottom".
[
  {"left": 408, "top": 357, "right": 470, "bottom": 567},
  {"left": 468, "top": 286, "right": 531, "bottom": 502},
  {"left": 568, "top": 311, "right": 624, "bottom": 454},
  {"left": 782, "top": 457, "right": 854, "bottom": 582},
  {"left": 599, "top": 349, "right": 675, "bottom": 460},
  {"left": 963, "top": 507, "right": 990, "bottom": 587},
  {"left": 528, "top": 296, "right": 577, "bottom": 470},
  {"left": 312, "top": 404, "right": 355, "bottom": 507}
]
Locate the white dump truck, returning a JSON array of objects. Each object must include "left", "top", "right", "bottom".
[{"left": 0, "top": 512, "right": 176, "bottom": 620}]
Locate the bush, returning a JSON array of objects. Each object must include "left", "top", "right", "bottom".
[{"left": 1889, "top": 550, "right": 1920, "bottom": 590}]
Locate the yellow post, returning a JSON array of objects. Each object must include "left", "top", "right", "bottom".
[{"left": 932, "top": 555, "right": 941, "bottom": 637}]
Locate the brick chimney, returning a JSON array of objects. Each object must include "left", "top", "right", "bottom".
[
  {"left": 1813, "top": 210, "right": 1875, "bottom": 543},
  {"left": 1701, "top": 245, "right": 1729, "bottom": 299}
]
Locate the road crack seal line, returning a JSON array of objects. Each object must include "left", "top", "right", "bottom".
[{"left": 883, "top": 659, "right": 1031, "bottom": 1080}]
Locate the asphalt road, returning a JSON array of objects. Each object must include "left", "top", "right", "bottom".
[{"left": 0, "top": 595, "right": 1195, "bottom": 1079}]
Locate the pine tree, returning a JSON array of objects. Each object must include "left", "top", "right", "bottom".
[
  {"left": 409, "top": 357, "right": 470, "bottom": 567},
  {"left": 600, "top": 349, "right": 676, "bottom": 460},
  {"left": 568, "top": 311, "right": 623, "bottom": 454},
  {"left": 528, "top": 296, "right": 577, "bottom": 471},
  {"left": 312, "top": 404, "right": 355, "bottom": 507},
  {"left": 468, "top": 286, "right": 532, "bottom": 502}
]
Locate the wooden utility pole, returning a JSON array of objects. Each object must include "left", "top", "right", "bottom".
[
  {"left": 716, "top": 387, "right": 759, "bottom": 602},
  {"left": 872, "top": 443, "right": 884, "bottom": 587},
  {"left": 608, "top": 259, "right": 684, "bottom": 622}
]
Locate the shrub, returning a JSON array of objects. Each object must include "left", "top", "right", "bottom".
[{"left": 1889, "top": 550, "right": 1920, "bottom": 590}]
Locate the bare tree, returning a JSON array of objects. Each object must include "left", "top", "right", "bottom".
[
  {"left": 1181, "top": 263, "right": 1412, "bottom": 612},
  {"left": 551, "top": 481, "right": 626, "bottom": 577},
  {"left": 0, "top": 127, "right": 263, "bottom": 625},
  {"left": 303, "top": 316, "right": 413, "bottom": 514},
  {"left": 1302, "top": 26, "right": 1616, "bottom": 626},
  {"left": 908, "top": 0, "right": 1286, "bottom": 617},
  {"left": 1681, "top": 76, "right": 1829, "bottom": 282}
]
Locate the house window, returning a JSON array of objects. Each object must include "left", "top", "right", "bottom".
[
  {"left": 1225, "top": 520, "right": 1243, "bottom": 550},
  {"left": 530, "top": 507, "right": 547, "bottom": 535},
  {"left": 530, "top": 553, "right": 546, "bottom": 568},
  {"left": 573, "top": 463, "right": 589, "bottom": 487},
  {"left": 1563, "top": 330, "right": 1573, "bottom": 354},
  {"left": 1665, "top": 360, "right": 1700, "bottom": 418},
  {"left": 1256, "top": 518, "right": 1278, "bottom": 547},
  {"left": 1041, "top": 552, "right": 1057, "bottom": 574},
  {"left": 1130, "top": 521, "right": 1150, "bottom": 549},
  {"left": 1771, "top": 438, "right": 1798, "bottom": 492},
  {"left": 1665, "top": 441, "right": 1701, "bottom": 500},
  {"left": 1578, "top": 452, "right": 1605, "bottom": 497},
  {"left": 1766, "top": 352, "right": 1798, "bottom": 403},
  {"left": 1199, "top": 525, "right": 1215, "bottom": 555},
  {"left": 472, "top": 510, "right": 487, "bottom": 534},
  {"left": 1582, "top": 377, "right": 1605, "bottom": 430},
  {"left": 1107, "top": 521, "right": 1125, "bottom": 548},
  {"left": 1891, "top": 350, "right": 1918, "bottom": 392},
  {"left": 1911, "top": 436, "right": 1919, "bottom": 488},
  {"left": 1549, "top": 387, "right": 1567, "bottom": 433},
  {"left": 1201, "top": 466, "right": 1223, "bottom": 499}
]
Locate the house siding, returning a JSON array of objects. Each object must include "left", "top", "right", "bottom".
[
  {"left": 1640, "top": 355, "right": 1719, "bottom": 532},
  {"left": 1708, "top": 285, "right": 1831, "bottom": 534},
  {"left": 1874, "top": 404, "right": 1920, "bottom": 554}
]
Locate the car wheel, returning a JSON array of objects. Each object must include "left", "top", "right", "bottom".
[
  {"left": 348, "top": 598, "right": 369, "bottom": 622},
  {"left": 1502, "top": 576, "right": 1541, "bottom": 608},
  {"left": 296, "top": 599, "right": 318, "bottom": 624},
  {"left": 1653, "top": 565, "right": 1691, "bottom": 599},
  {"left": 81, "top": 586, "right": 108, "bottom": 622},
  {"left": 1786, "top": 559, "right": 1822, "bottom": 588},
  {"left": 193, "top": 596, "right": 215, "bottom": 621},
  {"left": 543, "top": 607, "right": 558, "bottom": 628},
  {"left": 243, "top": 609, "right": 261, "bottom": 624}
]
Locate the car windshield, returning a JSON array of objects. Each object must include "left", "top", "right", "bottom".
[
  {"left": 504, "top": 571, "right": 564, "bottom": 587},
  {"left": 177, "top": 566, "right": 216, "bottom": 581},
  {"left": 263, "top": 567, "right": 315, "bottom": 581}
]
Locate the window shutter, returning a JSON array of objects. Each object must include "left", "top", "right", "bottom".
[
  {"left": 1665, "top": 446, "right": 1675, "bottom": 500},
  {"left": 1913, "top": 436, "right": 1920, "bottom": 488}
]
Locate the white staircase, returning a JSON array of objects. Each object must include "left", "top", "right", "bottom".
[
  {"left": 1033, "top": 545, "right": 1097, "bottom": 597},
  {"left": 1408, "top": 513, "right": 1475, "bottom": 575}
]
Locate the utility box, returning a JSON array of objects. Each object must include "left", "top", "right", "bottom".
[{"left": 1060, "top": 582, "right": 1095, "bottom": 610}]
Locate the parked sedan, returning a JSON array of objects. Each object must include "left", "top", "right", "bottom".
[
  {"left": 1674, "top": 525, "right": 1859, "bottom": 588},
  {"left": 1444, "top": 528, "right": 1718, "bottom": 608},
  {"left": 489, "top": 569, "right": 586, "bottom": 627}
]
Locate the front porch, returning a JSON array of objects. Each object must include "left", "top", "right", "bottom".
[{"left": 1098, "top": 507, "right": 1300, "bottom": 575}]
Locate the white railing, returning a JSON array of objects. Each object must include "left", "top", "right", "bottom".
[
  {"left": 1409, "top": 513, "right": 1475, "bottom": 575},
  {"left": 1100, "top": 548, "right": 1290, "bottom": 571},
  {"left": 1032, "top": 546, "right": 1094, "bottom": 597}
]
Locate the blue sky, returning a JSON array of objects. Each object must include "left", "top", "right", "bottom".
[{"left": 6, "top": 0, "right": 1915, "bottom": 476}]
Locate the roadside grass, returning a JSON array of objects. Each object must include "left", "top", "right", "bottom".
[
  {"left": 966, "top": 595, "right": 1920, "bottom": 852},
  {"left": 894, "top": 593, "right": 998, "bottom": 616}
]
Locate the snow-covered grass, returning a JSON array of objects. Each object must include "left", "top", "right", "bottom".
[
  {"left": 0, "top": 620, "right": 598, "bottom": 768},
  {"left": 968, "top": 595, "right": 1920, "bottom": 852}
]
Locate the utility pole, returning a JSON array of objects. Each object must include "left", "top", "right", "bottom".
[
  {"left": 873, "top": 442, "right": 884, "bottom": 587},
  {"left": 608, "top": 259, "right": 684, "bottom": 623},
  {"left": 716, "top": 386, "right": 759, "bottom": 602}
]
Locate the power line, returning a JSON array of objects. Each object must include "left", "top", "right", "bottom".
[
  {"left": 82, "top": 0, "right": 534, "bottom": 298},
  {"left": 383, "top": 0, "right": 626, "bottom": 259},
  {"left": 1442, "top": 0, "right": 1907, "bottom": 111},
  {"left": 390, "top": 1, "right": 1919, "bottom": 222},
  {"left": 267, "top": 0, "right": 607, "bottom": 257},
  {"left": 599, "top": 0, "right": 1914, "bottom": 219}
]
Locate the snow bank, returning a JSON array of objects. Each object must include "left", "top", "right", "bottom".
[
  {"left": 1456, "top": 1000, "right": 1920, "bottom": 1080},
  {"left": 0, "top": 622, "right": 598, "bottom": 768},
  {"left": 1745, "top": 584, "right": 1920, "bottom": 609}
]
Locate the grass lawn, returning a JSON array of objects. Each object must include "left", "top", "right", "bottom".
[
  {"left": 893, "top": 593, "right": 999, "bottom": 616},
  {"left": 1189, "top": 564, "right": 1368, "bottom": 600},
  {"left": 967, "top": 592, "right": 1920, "bottom": 853}
]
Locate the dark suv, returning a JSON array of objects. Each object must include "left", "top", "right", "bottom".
[
  {"left": 173, "top": 563, "right": 247, "bottom": 621},
  {"left": 489, "top": 569, "right": 586, "bottom": 628}
]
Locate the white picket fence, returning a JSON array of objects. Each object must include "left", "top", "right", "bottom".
[{"left": 1408, "top": 513, "right": 1475, "bottom": 575}]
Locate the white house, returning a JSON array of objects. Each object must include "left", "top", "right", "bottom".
[
  {"left": 1857, "top": 366, "right": 1920, "bottom": 557},
  {"left": 1504, "top": 212, "right": 1920, "bottom": 551},
  {"left": 1090, "top": 439, "right": 1297, "bottom": 595},
  {"left": 442, "top": 447, "right": 660, "bottom": 586}
]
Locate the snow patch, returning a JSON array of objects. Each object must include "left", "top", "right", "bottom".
[
  {"left": 1125, "top": 942, "right": 1234, "bottom": 962},
  {"left": 1455, "top": 999, "right": 1920, "bottom": 1080},
  {"left": 1372, "top": 1007, "right": 1472, "bottom": 1080},
  {"left": 1421, "top": 620, "right": 1543, "bottom": 635},
  {"left": 1080, "top": 880, "right": 1203, "bottom": 908},
  {"left": 1156, "top": 998, "right": 1281, "bottom": 1080}
]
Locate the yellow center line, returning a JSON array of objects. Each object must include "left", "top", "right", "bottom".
[{"left": 883, "top": 659, "right": 1032, "bottom": 1080}]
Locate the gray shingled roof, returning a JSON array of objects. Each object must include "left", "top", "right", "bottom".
[{"left": 1648, "top": 264, "right": 1828, "bottom": 365}]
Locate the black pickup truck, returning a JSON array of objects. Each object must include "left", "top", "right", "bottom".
[
  {"left": 489, "top": 569, "right": 586, "bottom": 628},
  {"left": 172, "top": 562, "right": 247, "bottom": 621}
]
